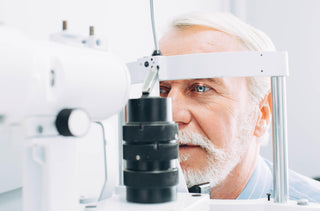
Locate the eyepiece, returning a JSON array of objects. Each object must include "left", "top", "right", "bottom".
[{"left": 123, "top": 97, "right": 179, "bottom": 203}]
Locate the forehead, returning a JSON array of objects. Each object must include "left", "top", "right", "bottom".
[
  {"left": 159, "top": 26, "right": 248, "bottom": 91},
  {"left": 159, "top": 25, "right": 245, "bottom": 56}
]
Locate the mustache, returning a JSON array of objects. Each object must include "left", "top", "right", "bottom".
[{"left": 178, "top": 130, "right": 216, "bottom": 154}]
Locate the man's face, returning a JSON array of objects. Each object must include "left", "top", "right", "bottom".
[{"left": 159, "top": 26, "right": 258, "bottom": 188}]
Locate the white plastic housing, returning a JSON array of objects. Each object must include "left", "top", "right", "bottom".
[
  {"left": 46, "top": 42, "right": 131, "bottom": 120},
  {"left": 23, "top": 138, "right": 79, "bottom": 211},
  {"left": 127, "top": 51, "right": 289, "bottom": 84},
  {"left": 0, "top": 26, "right": 130, "bottom": 122}
]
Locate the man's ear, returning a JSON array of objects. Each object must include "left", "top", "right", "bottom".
[{"left": 254, "top": 92, "right": 272, "bottom": 138}]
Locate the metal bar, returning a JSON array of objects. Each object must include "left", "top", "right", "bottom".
[
  {"left": 95, "top": 121, "right": 108, "bottom": 202},
  {"left": 271, "top": 76, "right": 289, "bottom": 203},
  {"left": 118, "top": 109, "right": 125, "bottom": 186},
  {"left": 149, "top": 0, "right": 159, "bottom": 51},
  {"left": 142, "top": 64, "right": 159, "bottom": 96}
]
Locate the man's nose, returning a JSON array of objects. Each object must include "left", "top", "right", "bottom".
[{"left": 167, "top": 88, "right": 192, "bottom": 129}]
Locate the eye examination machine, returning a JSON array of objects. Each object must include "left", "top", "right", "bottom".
[{"left": 0, "top": 0, "right": 319, "bottom": 210}]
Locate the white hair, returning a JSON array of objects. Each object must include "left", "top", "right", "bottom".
[{"left": 169, "top": 11, "right": 274, "bottom": 145}]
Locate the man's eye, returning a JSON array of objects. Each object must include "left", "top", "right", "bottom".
[
  {"left": 160, "top": 86, "right": 170, "bottom": 96},
  {"left": 160, "top": 88, "right": 166, "bottom": 94},
  {"left": 194, "top": 85, "right": 210, "bottom": 93}
]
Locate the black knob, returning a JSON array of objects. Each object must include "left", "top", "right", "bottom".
[{"left": 55, "top": 108, "right": 91, "bottom": 137}]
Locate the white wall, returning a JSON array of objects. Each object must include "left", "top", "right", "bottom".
[
  {"left": 0, "top": 0, "right": 224, "bottom": 61},
  {"left": 241, "top": 0, "right": 320, "bottom": 178}
]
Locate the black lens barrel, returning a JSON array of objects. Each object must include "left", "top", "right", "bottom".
[{"left": 123, "top": 97, "right": 179, "bottom": 203}]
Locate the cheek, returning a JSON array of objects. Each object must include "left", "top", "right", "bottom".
[{"left": 192, "top": 103, "right": 239, "bottom": 149}]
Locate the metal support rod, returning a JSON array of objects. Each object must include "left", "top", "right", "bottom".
[
  {"left": 149, "top": 0, "right": 159, "bottom": 51},
  {"left": 95, "top": 121, "right": 109, "bottom": 202},
  {"left": 118, "top": 108, "right": 125, "bottom": 186},
  {"left": 271, "top": 76, "right": 289, "bottom": 203}
]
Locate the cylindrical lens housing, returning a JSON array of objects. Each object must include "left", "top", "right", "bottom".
[{"left": 123, "top": 97, "right": 178, "bottom": 203}]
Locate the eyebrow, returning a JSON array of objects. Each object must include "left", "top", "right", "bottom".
[
  {"left": 160, "top": 78, "right": 225, "bottom": 87},
  {"left": 193, "top": 78, "right": 224, "bottom": 86},
  {"left": 207, "top": 78, "right": 217, "bottom": 83}
]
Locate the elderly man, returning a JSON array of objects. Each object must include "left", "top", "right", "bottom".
[{"left": 158, "top": 12, "right": 320, "bottom": 201}]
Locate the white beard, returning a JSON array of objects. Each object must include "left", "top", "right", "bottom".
[
  {"left": 178, "top": 107, "right": 256, "bottom": 189},
  {"left": 178, "top": 130, "right": 243, "bottom": 188}
]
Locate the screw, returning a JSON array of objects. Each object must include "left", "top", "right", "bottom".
[
  {"left": 267, "top": 193, "right": 271, "bottom": 201},
  {"left": 89, "top": 26, "right": 94, "bottom": 36},
  {"left": 144, "top": 61, "right": 149, "bottom": 67},
  {"left": 62, "top": 20, "right": 67, "bottom": 31},
  {"left": 261, "top": 69, "right": 264, "bottom": 72}
]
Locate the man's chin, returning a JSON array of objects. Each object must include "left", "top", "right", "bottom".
[
  {"left": 179, "top": 151, "right": 212, "bottom": 176},
  {"left": 179, "top": 145, "right": 200, "bottom": 156}
]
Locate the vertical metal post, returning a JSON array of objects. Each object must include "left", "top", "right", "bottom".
[
  {"left": 271, "top": 76, "right": 289, "bottom": 203},
  {"left": 118, "top": 108, "right": 125, "bottom": 186}
]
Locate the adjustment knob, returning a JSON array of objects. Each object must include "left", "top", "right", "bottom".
[{"left": 55, "top": 108, "right": 91, "bottom": 137}]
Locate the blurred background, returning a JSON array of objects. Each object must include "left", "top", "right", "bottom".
[{"left": 0, "top": 0, "right": 319, "bottom": 208}]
